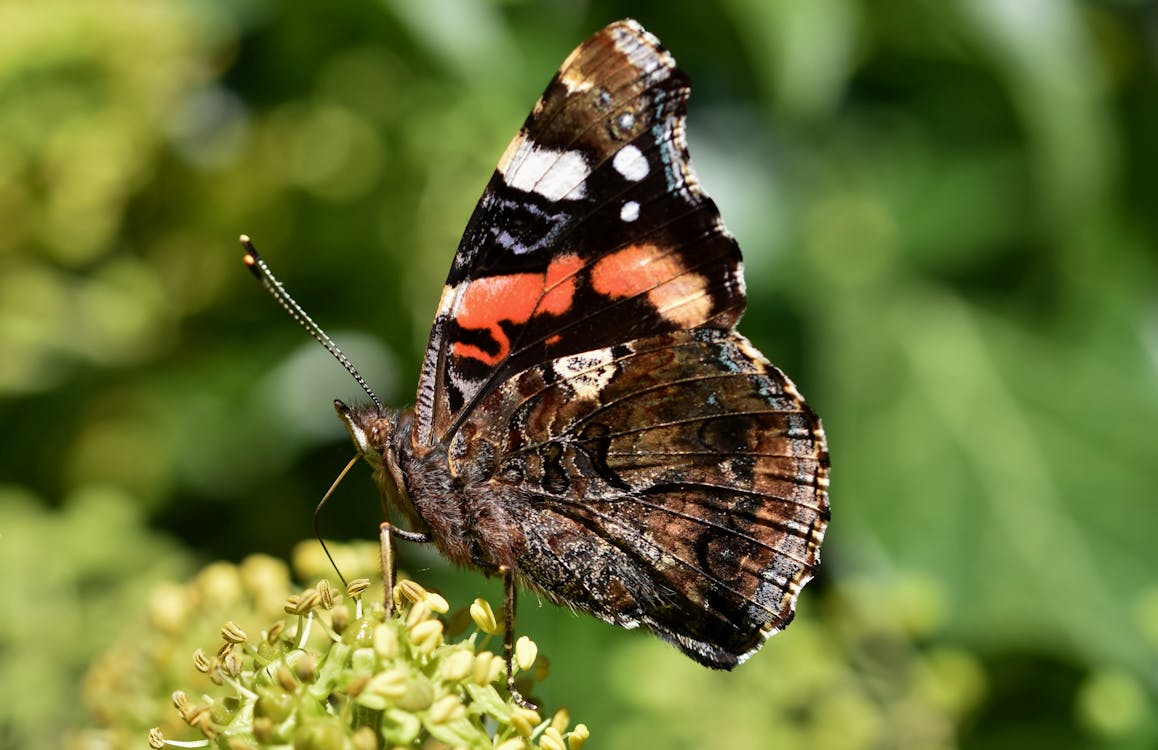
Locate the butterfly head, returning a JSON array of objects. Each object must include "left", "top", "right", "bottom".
[
  {"left": 334, "top": 398, "right": 427, "bottom": 535},
  {"left": 334, "top": 399, "right": 397, "bottom": 468}
]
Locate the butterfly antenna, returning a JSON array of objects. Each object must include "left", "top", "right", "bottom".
[{"left": 240, "top": 235, "right": 384, "bottom": 411}]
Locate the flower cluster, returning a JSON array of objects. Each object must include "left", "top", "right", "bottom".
[{"left": 79, "top": 547, "right": 586, "bottom": 749}]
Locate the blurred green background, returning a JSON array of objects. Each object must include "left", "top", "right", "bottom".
[{"left": 2, "top": 0, "right": 1156, "bottom": 747}]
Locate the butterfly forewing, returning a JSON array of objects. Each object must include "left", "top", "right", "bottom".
[{"left": 415, "top": 20, "right": 745, "bottom": 446}]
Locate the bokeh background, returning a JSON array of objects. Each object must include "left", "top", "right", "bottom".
[{"left": 2, "top": 0, "right": 1156, "bottom": 747}]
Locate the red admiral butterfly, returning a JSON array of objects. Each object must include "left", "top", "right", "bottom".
[{"left": 245, "top": 19, "right": 829, "bottom": 705}]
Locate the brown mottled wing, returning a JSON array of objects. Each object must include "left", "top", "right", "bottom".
[
  {"left": 413, "top": 20, "right": 744, "bottom": 446},
  {"left": 448, "top": 329, "right": 829, "bottom": 666}
]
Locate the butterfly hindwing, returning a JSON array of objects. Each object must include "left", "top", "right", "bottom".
[
  {"left": 414, "top": 20, "right": 746, "bottom": 446},
  {"left": 447, "top": 328, "right": 829, "bottom": 666}
]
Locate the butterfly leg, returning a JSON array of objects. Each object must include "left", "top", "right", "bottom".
[
  {"left": 378, "top": 521, "right": 433, "bottom": 616},
  {"left": 501, "top": 567, "right": 535, "bottom": 709}
]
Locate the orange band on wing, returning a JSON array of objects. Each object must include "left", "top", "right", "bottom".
[
  {"left": 541, "top": 253, "right": 584, "bottom": 314},
  {"left": 452, "top": 254, "right": 583, "bottom": 366},
  {"left": 591, "top": 243, "right": 680, "bottom": 299},
  {"left": 591, "top": 244, "right": 711, "bottom": 326}
]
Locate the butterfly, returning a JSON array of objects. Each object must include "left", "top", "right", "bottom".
[{"left": 245, "top": 19, "right": 829, "bottom": 705}]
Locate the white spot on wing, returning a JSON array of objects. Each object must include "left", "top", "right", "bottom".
[
  {"left": 612, "top": 144, "right": 649, "bottom": 182},
  {"left": 499, "top": 138, "right": 590, "bottom": 201},
  {"left": 620, "top": 200, "right": 640, "bottom": 222},
  {"left": 553, "top": 347, "right": 618, "bottom": 400}
]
